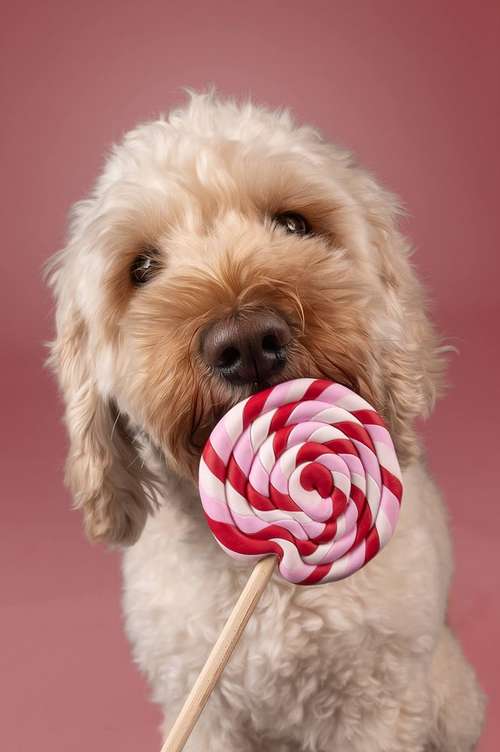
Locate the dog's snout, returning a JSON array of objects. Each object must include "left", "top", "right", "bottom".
[{"left": 201, "top": 311, "right": 291, "bottom": 385}]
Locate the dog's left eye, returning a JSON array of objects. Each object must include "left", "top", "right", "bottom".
[
  {"left": 130, "top": 250, "right": 162, "bottom": 286},
  {"left": 272, "top": 212, "right": 311, "bottom": 236}
]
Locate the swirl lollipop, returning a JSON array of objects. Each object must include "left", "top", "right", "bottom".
[
  {"left": 199, "top": 378, "right": 402, "bottom": 585},
  {"left": 162, "top": 379, "right": 403, "bottom": 752}
]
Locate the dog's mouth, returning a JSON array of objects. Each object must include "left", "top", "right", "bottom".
[
  {"left": 189, "top": 364, "right": 361, "bottom": 456},
  {"left": 147, "top": 358, "right": 367, "bottom": 483}
]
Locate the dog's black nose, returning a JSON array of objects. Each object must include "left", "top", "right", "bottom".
[{"left": 201, "top": 311, "right": 291, "bottom": 385}]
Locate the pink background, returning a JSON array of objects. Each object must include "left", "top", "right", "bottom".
[{"left": 2, "top": 2, "right": 499, "bottom": 750}]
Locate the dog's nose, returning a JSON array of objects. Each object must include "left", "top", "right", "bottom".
[{"left": 201, "top": 311, "right": 291, "bottom": 385}]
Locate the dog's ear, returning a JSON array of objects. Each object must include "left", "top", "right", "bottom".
[
  {"left": 361, "top": 176, "right": 445, "bottom": 463},
  {"left": 46, "top": 271, "right": 157, "bottom": 546}
]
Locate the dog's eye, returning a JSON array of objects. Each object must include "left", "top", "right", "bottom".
[
  {"left": 130, "top": 249, "right": 161, "bottom": 286},
  {"left": 273, "top": 212, "right": 311, "bottom": 236}
]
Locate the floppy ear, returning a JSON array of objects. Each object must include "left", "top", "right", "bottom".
[
  {"left": 46, "top": 267, "right": 158, "bottom": 546},
  {"left": 361, "top": 176, "right": 445, "bottom": 463}
]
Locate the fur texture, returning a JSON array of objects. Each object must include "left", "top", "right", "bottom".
[{"left": 47, "top": 91, "right": 485, "bottom": 750}]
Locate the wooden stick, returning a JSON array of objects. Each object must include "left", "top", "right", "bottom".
[{"left": 160, "top": 555, "right": 277, "bottom": 752}]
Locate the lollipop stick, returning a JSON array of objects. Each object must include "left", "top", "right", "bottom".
[{"left": 160, "top": 555, "right": 277, "bottom": 752}]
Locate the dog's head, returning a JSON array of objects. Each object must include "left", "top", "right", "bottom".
[{"left": 47, "top": 92, "right": 443, "bottom": 545}]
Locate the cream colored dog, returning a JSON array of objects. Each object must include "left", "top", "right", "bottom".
[{"left": 47, "top": 91, "right": 484, "bottom": 751}]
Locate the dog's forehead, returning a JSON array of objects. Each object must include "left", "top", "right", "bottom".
[
  {"left": 102, "top": 98, "right": 333, "bottom": 197},
  {"left": 86, "top": 99, "right": 366, "bottom": 253},
  {"left": 92, "top": 135, "right": 339, "bottom": 251},
  {"left": 111, "top": 134, "right": 315, "bottom": 197}
]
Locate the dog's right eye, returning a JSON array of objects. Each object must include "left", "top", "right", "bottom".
[
  {"left": 272, "top": 211, "right": 312, "bottom": 237},
  {"left": 130, "top": 250, "right": 162, "bottom": 286}
]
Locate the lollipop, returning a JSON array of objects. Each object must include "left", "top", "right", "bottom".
[
  {"left": 162, "top": 379, "right": 403, "bottom": 752},
  {"left": 199, "top": 378, "right": 402, "bottom": 585}
]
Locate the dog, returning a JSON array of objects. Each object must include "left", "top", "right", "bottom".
[{"left": 47, "top": 91, "right": 485, "bottom": 751}]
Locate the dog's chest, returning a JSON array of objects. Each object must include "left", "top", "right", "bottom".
[{"left": 122, "top": 507, "right": 374, "bottom": 709}]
